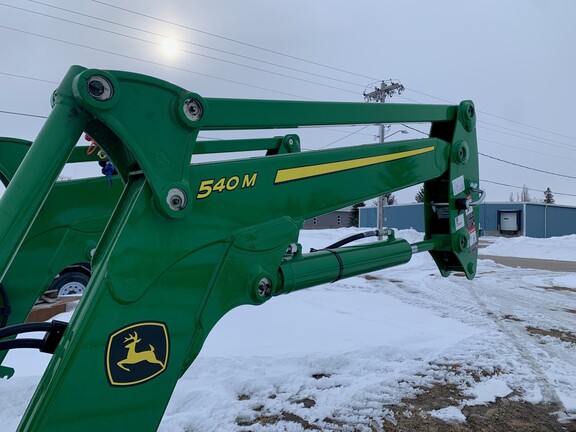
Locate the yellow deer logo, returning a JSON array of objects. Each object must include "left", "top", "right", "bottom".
[{"left": 117, "top": 331, "right": 165, "bottom": 372}]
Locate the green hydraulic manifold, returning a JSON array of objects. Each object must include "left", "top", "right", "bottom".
[
  {"left": 0, "top": 137, "right": 122, "bottom": 377},
  {"left": 0, "top": 66, "right": 480, "bottom": 431}
]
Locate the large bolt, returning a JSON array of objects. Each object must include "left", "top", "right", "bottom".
[
  {"left": 166, "top": 188, "right": 187, "bottom": 211},
  {"left": 257, "top": 277, "right": 272, "bottom": 298},
  {"left": 87, "top": 75, "right": 114, "bottom": 102},
  {"left": 183, "top": 98, "right": 203, "bottom": 122}
]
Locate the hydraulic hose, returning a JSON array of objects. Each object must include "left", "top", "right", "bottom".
[
  {"left": 0, "top": 338, "right": 43, "bottom": 351},
  {"left": 311, "top": 229, "right": 394, "bottom": 251},
  {"left": 0, "top": 283, "right": 10, "bottom": 328},
  {"left": 0, "top": 322, "right": 53, "bottom": 340},
  {"left": 0, "top": 320, "right": 67, "bottom": 354}
]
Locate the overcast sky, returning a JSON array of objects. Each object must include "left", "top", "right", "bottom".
[{"left": 1, "top": 0, "right": 575, "bottom": 205}]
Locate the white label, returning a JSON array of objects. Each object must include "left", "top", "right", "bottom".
[
  {"left": 469, "top": 230, "right": 478, "bottom": 247},
  {"left": 452, "top": 175, "right": 465, "bottom": 195},
  {"left": 455, "top": 214, "right": 465, "bottom": 231}
]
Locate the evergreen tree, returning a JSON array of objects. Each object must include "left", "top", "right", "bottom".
[
  {"left": 384, "top": 193, "right": 397, "bottom": 206},
  {"left": 544, "top": 187, "right": 555, "bottom": 204},
  {"left": 415, "top": 185, "right": 425, "bottom": 203},
  {"left": 348, "top": 202, "right": 365, "bottom": 227}
]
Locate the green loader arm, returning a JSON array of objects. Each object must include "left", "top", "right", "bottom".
[
  {"left": 0, "top": 137, "right": 122, "bottom": 376},
  {"left": 0, "top": 66, "right": 480, "bottom": 431}
]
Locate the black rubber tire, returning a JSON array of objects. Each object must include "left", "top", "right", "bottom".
[{"left": 49, "top": 272, "right": 90, "bottom": 297}]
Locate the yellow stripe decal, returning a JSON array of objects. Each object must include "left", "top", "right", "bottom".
[{"left": 274, "top": 146, "right": 435, "bottom": 184}]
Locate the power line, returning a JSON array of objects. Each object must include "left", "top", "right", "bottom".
[
  {"left": 1, "top": 7, "right": 573, "bottom": 167},
  {"left": 0, "top": 109, "right": 47, "bottom": 119},
  {"left": 316, "top": 125, "right": 371, "bottom": 150},
  {"left": 479, "top": 152, "right": 576, "bottom": 180},
  {"left": 0, "top": 70, "right": 58, "bottom": 85},
  {"left": 397, "top": 87, "right": 576, "bottom": 151},
  {"left": 480, "top": 124, "right": 576, "bottom": 153},
  {"left": 405, "top": 87, "right": 576, "bottom": 142},
  {"left": 481, "top": 137, "right": 576, "bottom": 163},
  {"left": 401, "top": 93, "right": 576, "bottom": 154},
  {"left": 26, "top": 0, "right": 363, "bottom": 89},
  {"left": 401, "top": 124, "right": 429, "bottom": 136},
  {"left": 0, "top": 25, "right": 313, "bottom": 101},
  {"left": 480, "top": 179, "right": 576, "bottom": 198},
  {"left": 480, "top": 118, "right": 575, "bottom": 148},
  {"left": 88, "top": 0, "right": 378, "bottom": 82},
  {"left": 15, "top": 2, "right": 576, "bottom": 146},
  {"left": 4, "top": 3, "right": 358, "bottom": 96}
]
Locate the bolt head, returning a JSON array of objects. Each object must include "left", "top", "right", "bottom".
[
  {"left": 257, "top": 277, "right": 272, "bottom": 298},
  {"left": 87, "top": 75, "right": 114, "bottom": 102},
  {"left": 183, "top": 98, "right": 203, "bottom": 122},
  {"left": 166, "top": 188, "right": 187, "bottom": 211}
]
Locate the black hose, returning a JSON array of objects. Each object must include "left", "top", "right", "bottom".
[
  {"left": 0, "top": 338, "right": 43, "bottom": 351},
  {"left": 0, "top": 283, "right": 10, "bottom": 328},
  {"left": 311, "top": 229, "right": 387, "bottom": 252},
  {"left": 323, "top": 232, "right": 370, "bottom": 249},
  {"left": 0, "top": 322, "right": 53, "bottom": 340}
]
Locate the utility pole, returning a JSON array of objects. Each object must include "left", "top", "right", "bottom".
[{"left": 363, "top": 80, "right": 405, "bottom": 239}]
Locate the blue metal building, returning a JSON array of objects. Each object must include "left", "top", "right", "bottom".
[{"left": 359, "top": 202, "right": 576, "bottom": 238}]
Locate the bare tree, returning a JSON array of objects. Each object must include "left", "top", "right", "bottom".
[{"left": 520, "top": 184, "right": 531, "bottom": 202}]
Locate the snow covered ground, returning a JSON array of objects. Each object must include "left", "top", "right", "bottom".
[{"left": 1, "top": 228, "right": 575, "bottom": 431}]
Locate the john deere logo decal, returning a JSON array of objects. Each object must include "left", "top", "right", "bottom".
[{"left": 106, "top": 321, "right": 169, "bottom": 386}]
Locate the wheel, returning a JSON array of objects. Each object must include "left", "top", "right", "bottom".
[{"left": 49, "top": 272, "right": 90, "bottom": 297}]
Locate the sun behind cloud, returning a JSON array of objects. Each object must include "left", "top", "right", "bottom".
[{"left": 160, "top": 37, "right": 180, "bottom": 58}]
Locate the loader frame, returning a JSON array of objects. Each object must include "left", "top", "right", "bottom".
[{"left": 0, "top": 66, "right": 480, "bottom": 431}]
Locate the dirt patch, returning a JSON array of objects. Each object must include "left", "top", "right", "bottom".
[
  {"left": 539, "top": 286, "right": 576, "bottom": 293},
  {"left": 397, "top": 383, "right": 469, "bottom": 412},
  {"left": 312, "top": 372, "right": 332, "bottom": 380},
  {"left": 237, "top": 411, "right": 320, "bottom": 430},
  {"left": 388, "top": 382, "right": 575, "bottom": 432},
  {"left": 526, "top": 326, "right": 576, "bottom": 344},
  {"left": 385, "top": 279, "right": 402, "bottom": 284},
  {"left": 237, "top": 384, "right": 575, "bottom": 431},
  {"left": 293, "top": 397, "right": 316, "bottom": 408},
  {"left": 363, "top": 274, "right": 380, "bottom": 281},
  {"left": 237, "top": 369, "right": 575, "bottom": 431},
  {"left": 502, "top": 314, "right": 524, "bottom": 322}
]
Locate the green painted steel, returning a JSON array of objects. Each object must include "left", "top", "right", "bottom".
[
  {"left": 0, "top": 66, "right": 479, "bottom": 431},
  {"left": 0, "top": 137, "right": 122, "bottom": 376},
  {"left": 280, "top": 235, "right": 413, "bottom": 294}
]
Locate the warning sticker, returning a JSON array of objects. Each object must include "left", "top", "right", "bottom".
[
  {"left": 452, "top": 175, "right": 465, "bottom": 196},
  {"left": 466, "top": 206, "right": 478, "bottom": 252},
  {"left": 469, "top": 229, "right": 478, "bottom": 252},
  {"left": 455, "top": 214, "right": 465, "bottom": 231}
]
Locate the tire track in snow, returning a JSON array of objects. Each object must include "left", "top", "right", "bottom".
[
  {"left": 369, "top": 265, "right": 571, "bottom": 410},
  {"left": 464, "top": 282, "right": 564, "bottom": 407}
]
